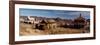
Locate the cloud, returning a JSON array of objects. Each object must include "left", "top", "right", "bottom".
[{"left": 19, "top": 8, "right": 90, "bottom": 19}]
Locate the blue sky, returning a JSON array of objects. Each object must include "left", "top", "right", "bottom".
[{"left": 19, "top": 8, "right": 90, "bottom": 19}]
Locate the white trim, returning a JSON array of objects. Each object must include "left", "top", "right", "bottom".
[{"left": 15, "top": 4, "right": 94, "bottom": 41}]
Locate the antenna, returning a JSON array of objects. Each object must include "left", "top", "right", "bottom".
[{"left": 80, "top": 13, "right": 82, "bottom": 17}]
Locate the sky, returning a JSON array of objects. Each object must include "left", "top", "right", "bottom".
[{"left": 19, "top": 8, "right": 90, "bottom": 19}]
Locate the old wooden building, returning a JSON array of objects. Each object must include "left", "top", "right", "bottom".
[{"left": 73, "top": 14, "right": 86, "bottom": 29}]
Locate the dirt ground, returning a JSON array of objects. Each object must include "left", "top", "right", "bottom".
[{"left": 19, "top": 23, "right": 89, "bottom": 36}]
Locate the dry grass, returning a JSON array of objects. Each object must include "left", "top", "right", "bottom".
[{"left": 19, "top": 23, "right": 89, "bottom": 36}]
